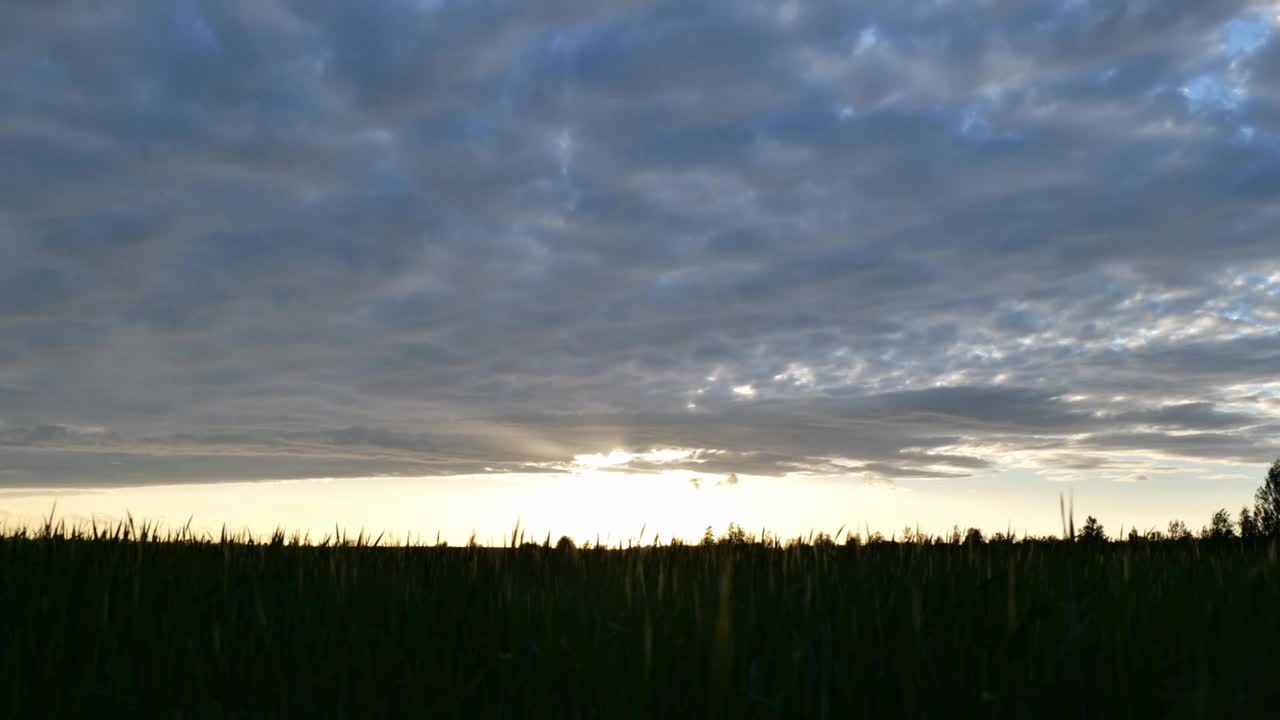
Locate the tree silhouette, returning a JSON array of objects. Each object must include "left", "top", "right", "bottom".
[
  {"left": 554, "top": 535, "right": 576, "bottom": 551},
  {"left": 1077, "top": 516, "right": 1107, "bottom": 544},
  {"left": 720, "top": 522, "right": 749, "bottom": 545},
  {"left": 1239, "top": 506, "right": 1261, "bottom": 540},
  {"left": 1166, "top": 519, "right": 1192, "bottom": 541},
  {"left": 1253, "top": 458, "right": 1280, "bottom": 537},
  {"left": 1203, "top": 508, "right": 1235, "bottom": 540}
]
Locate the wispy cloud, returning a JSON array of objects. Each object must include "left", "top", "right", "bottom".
[{"left": 1, "top": 0, "right": 1278, "bottom": 487}]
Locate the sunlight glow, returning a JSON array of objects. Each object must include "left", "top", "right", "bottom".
[
  {"left": 571, "top": 447, "right": 706, "bottom": 469},
  {"left": 0, "top": 468, "right": 1261, "bottom": 546}
]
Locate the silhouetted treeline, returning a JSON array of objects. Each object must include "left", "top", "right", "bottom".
[
  {"left": 12, "top": 459, "right": 1278, "bottom": 552},
  {"left": 658, "top": 458, "right": 1280, "bottom": 549}
]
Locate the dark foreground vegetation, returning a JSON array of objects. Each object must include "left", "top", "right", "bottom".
[
  {"left": 3, "top": 462, "right": 1279, "bottom": 718},
  {"left": 3, "top": 526, "right": 1280, "bottom": 717}
]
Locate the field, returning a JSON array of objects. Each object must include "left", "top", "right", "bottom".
[{"left": 3, "top": 522, "right": 1280, "bottom": 718}]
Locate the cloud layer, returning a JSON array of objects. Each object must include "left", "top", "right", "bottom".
[{"left": 2, "top": 0, "right": 1279, "bottom": 487}]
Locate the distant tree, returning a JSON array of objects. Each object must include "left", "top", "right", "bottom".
[
  {"left": 989, "top": 531, "right": 1015, "bottom": 544},
  {"left": 1127, "top": 528, "right": 1142, "bottom": 543},
  {"left": 1167, "top": 519, "right": 1193, "bottom": 541},
  {"left": 843, "top": 531, "right": 862, "bottom": 548},
  {"left": 1239, "top": 506, "right": 1261, "bottom": 540},
  {"left": 963, "top": 527, "right": 985, "bottom": 546},
  {"left": 1253, "top": 458, "right": 1280, "bottom": 537},
  {"left": 700, "top": 526, "right": 717, "bottom": 546},
  {"left": 813, "top": 531, "right": 836, "bottom": 548},
  {"left": 1077, "top": 516, "right": 1107, "bottom": 544},
  {"left": 554, "top": 535, "right": 576, "bottom": 551},
  {"left": 720, "top": 522, "right": 749, "bottom": 545},
  {"left": 1202, "top": 508, "right": 1235, "bottom": 540}
]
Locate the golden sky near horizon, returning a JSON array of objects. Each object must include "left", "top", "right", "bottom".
[{"left": 1, "top": 464, "right": 1263, "bottom": 545}]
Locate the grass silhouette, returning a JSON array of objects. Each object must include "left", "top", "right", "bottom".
[{"left": 2, "top": 511, "right": 1280, "bottom": 717}]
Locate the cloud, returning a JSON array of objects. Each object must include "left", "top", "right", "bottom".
[{"left": 1, "top": 0, "right": 1278, "bottom": 487}]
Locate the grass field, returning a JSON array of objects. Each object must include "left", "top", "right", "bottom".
[{"left": 3, "top": 520, "right": 1279, "bottom": 718}]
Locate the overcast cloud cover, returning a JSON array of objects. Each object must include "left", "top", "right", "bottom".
[{"left": 2, "top": 0, "right": 1279, "bottom": 488}]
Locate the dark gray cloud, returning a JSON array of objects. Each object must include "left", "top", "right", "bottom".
[{"left": 2, "top": 0, "right": 1278, "bottom": 487}]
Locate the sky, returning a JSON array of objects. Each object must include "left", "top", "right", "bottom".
[{"left": 2, "top": 0, "right": 1280, "bottom": 542}]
